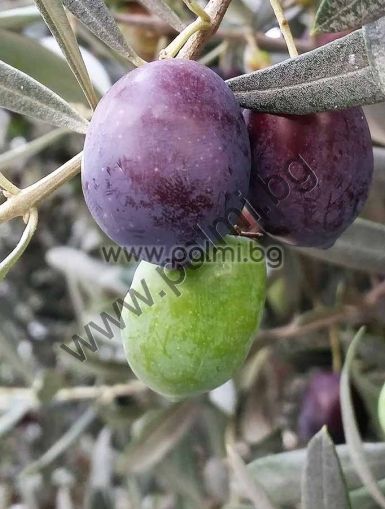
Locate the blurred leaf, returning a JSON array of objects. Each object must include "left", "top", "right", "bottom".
[
  {"left": 85, "top": 428, "right": 114, "bottom": 509},
  {"left": 35, "top": 370, "right": 64, "bottom": 404},
  {"left": 0, "top": 60, "right": 88, "bottom": 132},
  {"left": 227, "top": 29, "right": 385, "bottom": 114},
  {"left": 137, "top": 0, "right": 186, "bottom": 32},
  {"left": 0, "top": 30, "right": 86, "bottom": 103},
  {"left": 244, "top": 443, "right": 385, "bottom": 506},
  {"left": 0, "top": 5, "right": 40, "bottom": 29},
  {"left": 21, "top": 407, "right": 96, "bottom": 476},
  {"left": 296, "top": 218, "right": 385, "bottom": 273},
  {"left": 34, "top": 0, "right": 98, "bottom": 109},
  {"left": 341, "top": 327, "right": 385, "bottom": 508},
  {"left": 365, "top": 103, "right": 385, "bottom": 146},
  {"left": 373, "top": 147, "right": 385, "bottom": 184},
  {"left": 227, "top": 444, "right": 279, "bottom": 509},
  {"left": 122, "top": 402, "right": 198, "bottom": 473},
  {"left": 0, "top": 400, "right": 34, "bottom": 438},
  {"left": 302, "top": 428, "right": 351, "bottom": 509},
  {"left": 351, "top": 479, "right": 385, "bottom": 509},
  {"left": 314, "top": 0, "right": 385, "bottom": 33},
  {"left": 62, "top": 0, "right": 144, "bottom": 67},
  {"left": 157, "top": 458, "right": 205, "bottom": 507},
  {"left": 0, "top": 128, "right": 69, "bottom": 170}
]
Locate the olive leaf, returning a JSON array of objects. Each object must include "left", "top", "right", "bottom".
[
  {"left": 0, "top": 129, "right": 69, "bottom": 171},
  {"left": 21, "top": 407, "right": 97, "bottom": 476},
  {"left": 302, "top": 428, "right": 352, "bottom": 509},
  {"left": 341, "top": 327, "right": 385, "bottom": 509},
  {"left": 227, "top": 444, "right": 279, "bottom": 509},
  {"left": 34, "top": 0, "right": 98, "bottom": 109},
  {"left": 0, "top": 401, "right": 35, "bottom": 438},
  {"left": 227, "top": 18, "right": 385, "bottom": 114},
  {"left": 351, "top": 480, "right": 385, "bottom": 509},
  {"left": 0, "top": 60, "right": 88, "bottom": 133},
  {"left": 0, "top": 5, "right": 40, "bottom": 29},
  {"left": 242, "top": 443, "right": 385, "bottom": 506},
  {"left": 0, "top": 29, "right": 87, "bottom": 103},
  {"left": 121, "top": 402, "right": 198, "bottom": 473},
  {"left": 137, "top": 0, "right": 186, "bottom": 32},
  {"left": 62, "top": 0, "right": 144, "bottom": 67},
  {"left": 295, "top": 218, "right": 385, "bottom": 273},
  {"left": 314, "top": 0, "right": 385, "bottom": 33}
]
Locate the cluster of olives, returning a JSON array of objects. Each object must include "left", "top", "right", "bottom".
[{"left": 82, "top": 59, "right": 373, "bottom": 399}]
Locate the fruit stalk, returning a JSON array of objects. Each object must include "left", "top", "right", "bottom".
[
  {"left": 269, "top": 0, "right": 298, "bottom": 58},
  {"left": 177, "top": 0, "right": 233, "bottom": 60}
]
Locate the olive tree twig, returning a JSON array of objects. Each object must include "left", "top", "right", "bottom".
[
  {"left": 269, "top": 0, "right": 298, "bottom": 58},
  {"left": 114, "top": 13, "right": 315, "bottom": 53},
  {"left": 177, "top": 0, "right": 233, "bottom": 60},
  {"left": 256, "top": 280, "right": 385, "bottom": 343}
]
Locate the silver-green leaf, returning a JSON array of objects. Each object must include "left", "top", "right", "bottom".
[
  {"left": 34, "top": 0, "right": 98, "bottom": 109},
  {"left": 243, "top": 442, "right": 385, "bottom": 506},
  {"left": 314, "top": 0, "right": 385, "bottom": 33},
  {"left": 295, "top": 218, "right": 385, "bottom": 274},
  {"left": 341, "top": 327, "right": 385, "bottom": 509},
  {"left": 0, "top": 29, "right": 86, "bottom": 104},
  {"left": 0, "top": 60, "right": 88, "bottom": 133},
  {"left": 0, "top": 5, "right": 40, "bottom": 29},
  {"left": 138, "top": 0, "right": 186, "bottom": 32},
  {"left": 121, "top": 402, "right": 198, "bottom": 473},
  {"left": 62, "top": 0, "right": 145, "bottom": 67},
  {"left": 302, "top": 428, "right": 351, "bottom": 509},
  {"left": 227, "top": 21, "right": 385, "bottom": 114},
  {"left": 0, "top": 129, "right": 69, "bottom": 170}
]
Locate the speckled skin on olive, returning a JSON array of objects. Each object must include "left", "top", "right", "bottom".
[
  {"left": 379, "top": 382, "right": 385, "bottom": 435},
  {"left": 82, "top": 59, "right": 251, "bottom": 265},
  {"left": 121, "top": 236, "right": 266, "bottom": 399},
  {"left": 244, "top": 108, "right": 373, "bottom": 248}
]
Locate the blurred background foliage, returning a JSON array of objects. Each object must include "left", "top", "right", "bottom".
[{"left": 0, "top": 0, "right": 384, "bottom": 508}]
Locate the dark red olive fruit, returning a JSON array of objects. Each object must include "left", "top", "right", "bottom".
[
  {"left": 298, "top": 371, "right": 343, "bottom": 443},
  {"left": 82, "top": 59, "right": 251, "bottom": 265},
  {"left": 243, "top": 108, "right": 373, "bottom": 248},
  {"left": 298, "top": 371, "right": 367, "bottom": 444}
]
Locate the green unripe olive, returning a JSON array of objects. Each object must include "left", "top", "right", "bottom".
[
  {"left": 121, "top": 236, "right": 266, "bottom": 399},
  {"left": 379, "top": 382, "right": 385, "bottom": 435}
]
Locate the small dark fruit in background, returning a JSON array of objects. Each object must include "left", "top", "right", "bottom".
[
  {"left": 243, "top": 108, "right": 373, "bottom": 248},
  {"left": 82, "top": 60, "right": 251, "bottom": 265},
  {"left": 298, "top": 370, "right": 367, "bottom": 444}
]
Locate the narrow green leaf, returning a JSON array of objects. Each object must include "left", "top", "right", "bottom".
[
  {"left": 0, "top": 129, "right": 69, "bottom": 170},
  {"left": 365, "top": 104, "right": 385, "bottom": 146},
  {"left": 302, "top": 428, "right": 351, "bottom": 509},
  {"left": 21, "top": 407, "right": 96, "bottom": 476},
  {"left": 62, "top": 0, "right": 145, "bottom": 67},
  {"left": 122, "top": 402, "right": 198, "bottom": 473},
  {"left": 227, "top": 29, "right": 385, "bottom": 114},
  {"left": 34, "top": 0, "right": 98, "bottom": 109},
  {"left": 295, "top": 218, "right": 385, "bottom": 273},
  {"left": 0, "top": 400, "right": 35, "bottom": 438},
  {"left": 0, "top": 5, "right": 40, "bottom": 29},
  {"left": 137, "top": 0, "right": 186, "bottom": 32},
  {"left": 314, "top": 0, "right": 385, "bottom": 33},
  {"left": 341, "top": 327, "right": 385, "bottom": 509},
  {"left": 0, "top": 60, "right": 88, "bottom": 133},
  {"left": 227, "top": 444, "right": 279, "bottom": 509},
  {"left": 244, "top": 443, "right": 385, "bottom": 506},
  {"left": 351, "top": 479, "right": 385, "bottom": 509},
  {"left": 0, "top": 29, "right": 87, "bottom": 103}
]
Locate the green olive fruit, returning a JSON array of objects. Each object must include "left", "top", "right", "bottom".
[
  {"left": 379, "top": 382, "right": 385, "bottom": 435},
  {"left": 121, "top": 236, "right": 266, "bottom": 399}
]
